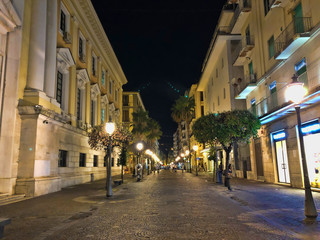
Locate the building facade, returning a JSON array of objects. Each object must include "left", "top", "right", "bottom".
[
  {"left": 122, "top": 91, "right": 146, "bottom": 130},
  {"left": 0, "top": 0, "right": 127, "bottom": 197},
  {"left": 194, "top": 0, "right": 320, "bottom": 189}
]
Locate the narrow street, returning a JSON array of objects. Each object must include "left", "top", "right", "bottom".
[{"left": 1, "top": 170, "right": 320, "bottom": 240}]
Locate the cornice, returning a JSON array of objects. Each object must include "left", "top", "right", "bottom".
[{"left": 71, "top": 0, "right": 128, "bottom": 86}]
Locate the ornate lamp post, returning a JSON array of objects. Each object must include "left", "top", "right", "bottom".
[
  {"left": 185, "top": 150, "right": 191, "bottom": 173},
  {"left": 136, "top": 142, "right": 144, "bottom": 179},
  {"left": 286, "top": 74, "right": 318, "bottom": 219},
  {"left": 105, "top": 122, "right": 115, "bottom": 198},
  {"left": 193, "top": 145, "right": 198, "bottom": 176}
]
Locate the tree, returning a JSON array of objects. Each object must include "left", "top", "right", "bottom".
[
  {"left": 131, "top": 108, "right": 149, "bottom": 141},
  {"left": 193, "top": 110, "right": 261, "bottom": 190},
  {"left": 171, "top": 95, "right": 195, "bottom": 152},
  {"left": 88, "top": 123, "right": 132, "bottom": 184},
  {"left": 146, "top": 119, "right": 162, "bottom": 146}
]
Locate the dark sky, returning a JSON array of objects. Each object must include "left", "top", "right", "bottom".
[{"left": 91, "top": 0, "right": 226, "bottom": 150}]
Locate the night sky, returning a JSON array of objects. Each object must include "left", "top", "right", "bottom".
[{"left": 91, "top": 0, "right": 226, "bottom": 150}]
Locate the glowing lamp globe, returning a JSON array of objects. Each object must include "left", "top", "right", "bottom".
[
  {"left": 105, "top": 122, "right": 115, "bottom": 135},
  {"left": 181, "top": 153, "right": 185, "bottom": 157},
  {"left": 136, "top": 143, "right": 144, "bottom": 151},
  {"left": 286, "top": 74, "right": 307, "bottom": 104},
  {"left": 185, "top": 150, "right": 190, "bottom": 156},
  {"left": 193, "top": 145, "right": 198, "bottom": 151}
]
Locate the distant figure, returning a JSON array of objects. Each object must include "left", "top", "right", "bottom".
[
  {"left": 204, "top": 162, "right": 207, "bottom": 172},
  {"left": 226, "top": 163, "right": 232, "bottom": 191},
  {"left": 135, "top": 163, "right": 142, "bottom": 182}
]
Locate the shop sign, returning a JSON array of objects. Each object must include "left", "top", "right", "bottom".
[{"left": 272, "top": 131, "right": 286, "bottom": 141}]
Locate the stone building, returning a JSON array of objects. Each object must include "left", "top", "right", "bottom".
[{"left": 0, "top": 0, "right": 127, "bottom": 197}]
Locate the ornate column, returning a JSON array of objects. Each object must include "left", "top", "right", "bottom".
[
  {"left": 44, "top": 0, "right": 57, "bottom": 99},
  {"left": 26, "top": 0, "right": 47, "bottom": 91}
]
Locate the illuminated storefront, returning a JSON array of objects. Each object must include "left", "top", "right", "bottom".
[
  {"left": 300, "top": 120, "right": 320, "bottom": 188},
  {"left": 272, "top": 131, "right": 290, "bottom": 184}
]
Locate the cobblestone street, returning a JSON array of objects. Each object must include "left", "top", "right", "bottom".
[{"left": 1, "top": 170, "right": 320, "bottom": 240}]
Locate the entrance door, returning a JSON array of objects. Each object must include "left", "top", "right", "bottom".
[
  {"left": 275, "top": 140, "right": 290, "bottom": 183},
  {"left": 255, "top": 138, "right": 264, "bottom": 177}
]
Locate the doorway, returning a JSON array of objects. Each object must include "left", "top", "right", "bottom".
[{"left": 275, "top": 140, "right": 290, "bottom": 183}]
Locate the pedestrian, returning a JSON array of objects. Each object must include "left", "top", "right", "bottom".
[
  {"left": 204, "top": 162, "right": 207, "bottom": 172},
  {"left": 135, "top": 163, "right": 142, "bottom": 182},
  {"left": 217, "top": 163, "right": 223, "bottom": 183}
]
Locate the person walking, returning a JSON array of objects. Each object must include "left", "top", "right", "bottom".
[{"left": 204, "top": 162, "right": 207, "bottom": 172}]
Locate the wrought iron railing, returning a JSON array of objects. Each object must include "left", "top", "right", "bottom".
[
  {"left": 248, "top": 84, "right": 289, "bottom": 118},
  {"left": 230, "top": 0, "right": 252, "bottom": 31},
  {"left": 275, "top": 17, "right": 312, "bottom": 57},
  {"left": 235, "top": 73, "right": 257, "bottom": 96}
]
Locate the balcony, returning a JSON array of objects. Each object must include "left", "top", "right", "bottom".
[
  {"left": 275, "top": 17, "right": 312, "bottom": 60},
  {"left": 233, "top": 35, "right": 255, "bottom": 66},
  {"left": 270, "top": 0, "right": 290, "bottom": 8},
  {"left": 230, "top": 0, "right": 252, "bottom": 34},
  {"left": 248, "top": 84, "right": 289, "bottom": 119},
  {"left": 234, "top": 73, "right": 257, "bottom": 99}
]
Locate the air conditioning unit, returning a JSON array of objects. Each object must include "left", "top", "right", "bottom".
[
  {"left": 63, "top": 31, "right": 72, "bottom": 44},
  {"left": 79, "top": 53, "right": 86, "bottom": 63},
  {"left": 250, "top": 74, "right": 256, "bottom": 82}
]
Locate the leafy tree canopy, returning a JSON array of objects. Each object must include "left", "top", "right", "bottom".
[{"left": 88, "top": 123, "right": 132, "bottom": 151}]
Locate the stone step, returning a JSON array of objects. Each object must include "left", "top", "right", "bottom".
[{"left": 0, "top": 194, "right": 27, "bottom": 206}]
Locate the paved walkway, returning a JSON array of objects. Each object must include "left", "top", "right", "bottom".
[{"left": 0, "top": 170, "right": 320, "bottom": 239}]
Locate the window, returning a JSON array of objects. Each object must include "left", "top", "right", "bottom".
[
  {"left": 101, "top": 70, "right": 105, "bottom": 86},
  {"left": 79, "top": 153, "right": 86, "bottom": 167},
  {"left": 104, "top": 155, "right": 106, "bottom": 167},
  {"left": 268, "top": 36, "right": 275, "bottom": 59},
  {"left": 218, "top": 96, "right": 220, "bottom": 106},
  {"left": 200, "top": 91, "right": 204, "bottom": 101},
  {"left": 223, "top": 88, "right": 226, "bottom": 99},
  {"left": 123, "top": 110, "right": 129, "bottom": 122},
  {"left": 263, "top": 0, "right": 271, "bottom": 16},
  {"left": 58, "top": 150, "right": 67, "bottom": 167},
  {"left": 79, "top": 38, "right": 83, "bottom": 56},
  {"left": 77, "top": 89, "right": 81, "bottom": 120},
  {"left": 56, "top": 71, "right": 63, "bottom": 105},
  {"left": 123, "top": 95, "right": 129, "bottom": 106},
  {"left": 59, "top": 3, "right": 69, "bottom": 33},
  {"left": 92, "top": 54, "right": 96, "bottom": 76},
  {"left": 60, "top": 10, "right": 66, "bottom": 32},
  {"left": 201, "top": 106, "right": 204, "bottom": 116},
  {"left": 249, "top": 62, "right": 253, "bottom": 75},
  {"left": 109, "top": 80, "right": 112, "bottom": 95},
  {"left": 94, "top": 155, "right": 98, "bottom": 167},
  {"left": 295, "top": 58, "right": 308, "bottom": 88},
  {"left": 101, "top": 109, "right": 105, "bottom": 123}
]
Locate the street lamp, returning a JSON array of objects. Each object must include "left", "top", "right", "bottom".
[
  {"left": 193, "top": 145, "right": 198, "bottom": 176},
  {"left": 185, "top": 150, "right": 191, "bottom": 173},
  {"left": 136, "top": 142, "right": 144, "bottom": 179},
  {"left": 105, "top": 122, "right": 115, "bottom": 198},
  {"left": 286, "top": 74, "right": 318, "bottom": 219}
]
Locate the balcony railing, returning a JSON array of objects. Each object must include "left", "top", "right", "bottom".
[
  {"left": 234, "top": 73, "right": 257, "bottom": 99},
  {"left": 275, "top": 17, "right": 312, "bottom": 58},
  {"left": 230, "top": 0, "right": 252, "bottom": 31},
  {"left": 248, "top": 84, "right": 289, "bottom": 118}
]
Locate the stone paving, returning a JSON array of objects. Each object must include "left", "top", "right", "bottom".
[{"left": 0, "top": 170, "right": 320, "bottom": 239}]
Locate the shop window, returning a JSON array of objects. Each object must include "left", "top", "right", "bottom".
[{"left": 58, "top": 150, "right": 67, "bottom": 167}]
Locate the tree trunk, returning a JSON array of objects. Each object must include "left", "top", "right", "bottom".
[
  {"left": 223, "top": 145, "right": 232, "bottom": 190},
  {"left": 121, "top": 164, "right": 123, "bottom": 183}
]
